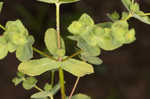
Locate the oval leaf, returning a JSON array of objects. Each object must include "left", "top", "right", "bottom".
[
  {"left": 22, "top": 77, "right": 37, "bottom": 90},
  {"left": 18, "top": 58, "right": 60, "bottom": 76},
  {"left": 62, "top": 58, "right": 94, "bottom": 77},
  {"left": 44, "top": 28, "right": 65, "bottom": 56},
  {"left": 31, "top": 91, "right": 51, "bottom": 98}
]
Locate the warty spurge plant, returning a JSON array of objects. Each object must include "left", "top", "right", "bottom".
[{"left": 0, "top": 0, "right": 150, "bottom": 99}]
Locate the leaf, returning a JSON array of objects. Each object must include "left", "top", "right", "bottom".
[
  {"left": 50, "top": 82, "right": 61, "bottom": 95},
  {"left": 22, "top": 77, "right": 37, "bottom": 90},
  {"left": 44, "top": 83, "right": 52, "bottom": 91},
  {"left": 79, "top": 13, "right": 94, "bottom": 26},
  {"left": 37, "top": 0, "right": 79, "bottom": 4},
  {"left": 111, "top": 21, "right": 129, "bottom": 43},
  {"left": 17, "top": 72, "right": 25, "bottom": 78},
  {"left": 31, "top": 91, "right": 51, "bottom": 98},
  {"left": 96, "top": 22, "right": 112, "bottom": 28},
  {"left": 18, "top": 58, "right": 60, "bottom": 76},
  {"left": 77, "top": 37, "right": 101, "bottom": 56},
  {"left": 107, "top": 11, "right": 120, "bottom": 21},
  {"left": 121, "top": 0, "right": 132, "bottom": 11},
  {"left": 0, "top": 36, "right": 8, "bottom": 59},
  {"left": 68, "top": 13, "right": 94, "bottom": 35},
  {"left": 44, "top": 28, "right": 65, "bottom": 56},
  {"left": 62, "top": 58, "right": 94, "bottom": 77},
  {"left": 97, "top": 28, "right": 123, "bottom": 51},
  {"left": 12, "top": 77, "right": 23, "bottom": 86},
  {"left": 0, "top": 2, "right": 3, "bottom": 13},
  {"left": 68, "top": 21, "right": 85, "bottom": 35},
  {"left": 81, "top": 56, "right": 103, "bottom": 65},
  {"left": 70, "top": 93, "right": 91, "bottom": 99},
  {"left": 5, "top": 20, "right": 29, "bottom": 45},
  {"left": 124, "top": 28, "right": 136, "bottom": 44},
  {"left": 133, "top": 11, "right": 150, "bottom": 24},
  {"left": 121, "top": 0, "right": 150, "bottom": 24}
]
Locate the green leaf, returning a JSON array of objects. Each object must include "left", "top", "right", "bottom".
[
  {"left": 68, "top": 13, "right": 94, "bottom": 35},
  {"left": 7, "top": 42, "right": 16, "bottom": 53},
  {"left": 44, "top": 83, "right": 52, "bottom": 91},
  {"left": 0, "top": 36, "right": 8, "bottom": 59},
  {"left": 96, "top": 22, "right": 112, "bottom": 28},
  {"left": 0, "top": 2, "right": 3, "bottom": 13},
  {"left": 133, "top": 11, "right": 150, "bottom": 24},
  {"left": 17, "top": 72, "right": 25, "bottom": 78},
  {"left": 12, "top": 77, "right": 23, "bottom": 86},
  {"left": 79, "top": 13, "right": 94, "bottom": 26},
  {"left": 77, "top": 37, "right": 101, "bottom": 56},
  {"left": 97, "top": 28, "right": 123, "bottom": 51},
  {"left": 49, "top": 82, "right": 61, "bottom": 95},
  {"left": 62, "top": 58, "right": 94, "bottom": 77},
  {"left": 16, "top": 36, "right": 34, "bottom": 61},
  {"left": 31, "top": 91, "right": 51, "bottom": 98},
  {"left": 124, "top": 28, "right": 136, "bottom": 44},
  {"left": 22, "top": 77, "right": 37, "bottom": 90},
  {"left": 111, "top": 21, "right": 129, "bottom": 43},
  {"left": 70, "top": 93, "right": 91, "bottom": 99},
  {"left": 5, "top": 20, "right": 29, "bottom": 46},
  {"left": 121, "top": 0, "right": 132, "bottom": 11},
  {"left": 44, "top": 28, "right": 65, "bottom": 56},
  {"left": 107, "top": 11, "right": 120, "bottom": 21},
  {"left": 81, "top": 56, "right": 103, "bottom": 65},
  {"left": 68, "top": 21, "right": 85, "bottom": 35},
  {"left": 18, "top": 58, "right": 60, "bottom": 76},
  {"left": 37, "top": 0, "right": 79, "bottom": 4}
]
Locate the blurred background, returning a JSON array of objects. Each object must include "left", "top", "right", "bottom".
[{"left": 0, "top": 0, "right": 150, "bottom": 99}]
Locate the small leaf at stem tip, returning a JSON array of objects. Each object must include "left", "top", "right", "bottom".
[
  {"left": 107, "top": 11, "right": 120, "bottom": 21},
  {"left": 22, "top": 77, "right": 37, "bottom": 90},
  {"left": 62, "top": 58, "right": 94, "bottom": 77},
  {"left": 12, "top": 77, "right": 23, "bottom": 86},
  {"left": 44, "top": 83, "right": 52, "bottom": 91}
]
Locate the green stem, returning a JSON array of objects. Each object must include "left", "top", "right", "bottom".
[
  {"left": 32, "top": 47, "right": 57, "bottom": 61},
  {"left": 59, "top": 67, "right": 66, "bottom": 99},
  {"left": 56, "top": 3, "right": 61, "bottom": 49},
  {"left": 62, "top": 49, "right": 82, "bottom": 61},
  {"left": 123, "top": 13, "right": 133, "bottom": 21},
  {"left": 0, "top": 24, "right": 6, "bottom": 31},
  {"left": 34, "top": 85, "right": 43, "bottom": 92},
  {"left": 55, "top": 2, "right": 66, "bottom": 99},
  {"left": 51, "top": 70, "right": 55, "bottom": 87}
]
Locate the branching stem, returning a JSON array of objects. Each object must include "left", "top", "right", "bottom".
[
  {"left": 32, "top": 47, "right": 57, "bottom": 61},
  {"left": 55, "top": 3, "right": 66, "bottom": 99}
]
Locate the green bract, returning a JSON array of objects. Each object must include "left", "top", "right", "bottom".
[
  {"left": 37, "top": 0, "right": 80, "bottom": 4},
  {"left": 0, "top": 20, "right": 34, "bottom": 61}
]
